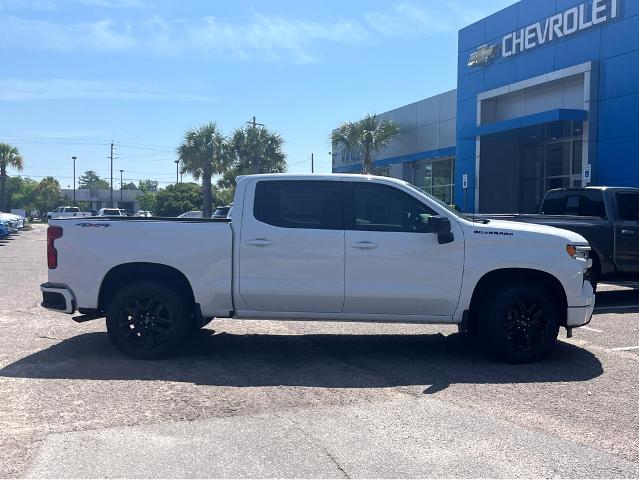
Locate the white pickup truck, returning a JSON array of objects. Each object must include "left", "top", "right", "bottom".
[
  {"left": 46, "top": 206, "right": 91, "bottom": 221},
  {"left": 41, "top": 174, "right": 595, "bottom": 362}
]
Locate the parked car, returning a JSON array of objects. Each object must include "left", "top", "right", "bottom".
[
  {"left": 177, "top": 211, "right": 203, "bottom": 218},
  {"left": 47, "top": 206, "right": 91, "bottom": 222},
  {"left": 0, "top": 221, "right": 9, "bottom": 239},
  {"left": 479, "top": 187, "right": 639, "bottom": 290},
  {"left": 97, "top": 208, "right": 126, "bottom": 216},
  {"left": 0, "top": 212, "right": 23, "bottom": 230},
  {"left": 41, "top": 174, "right": 594, "bottom": 363},
  {"left": 212, "top": 205, "right": 232, "bottom": 219},
  {"left": 136, "top": 210, "right": 152, "bottom": 217}
]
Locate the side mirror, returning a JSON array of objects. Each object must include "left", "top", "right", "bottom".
[{"left": 423, "top": 216, "right": 454, "bottom": 244}]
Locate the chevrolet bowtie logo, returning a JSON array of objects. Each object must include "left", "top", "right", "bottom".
[{"left": 468, "top": 43, "right": 499, "bottom": 67}]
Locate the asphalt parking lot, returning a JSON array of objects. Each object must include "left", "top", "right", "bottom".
[{"left": 1, "top": 224, "right": 638, "bottom": 478}]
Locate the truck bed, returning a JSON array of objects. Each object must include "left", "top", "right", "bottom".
[{"left": 48, "top": 216, "right": 234, "bottom": 318}]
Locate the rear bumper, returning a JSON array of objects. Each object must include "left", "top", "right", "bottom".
[{"left": 40, "top": 283, "right": 76, "bottom": 314}]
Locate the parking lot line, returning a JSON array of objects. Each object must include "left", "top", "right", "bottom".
[
  {"left": 606, "top": 346, "right": 639, "bottom": 352},
  {"left": 581, "top": 326, "right": 603, "bottom": 333}
]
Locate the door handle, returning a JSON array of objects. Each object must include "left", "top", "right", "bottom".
[
  {"left": 621, "top": 230, "right": 635, "bottom": 236},
  {"left": 245, "top": 239, "right": 273, "bottom": 246},
  {"left": 351, "top": 241, "right": 378, "bottom": 250}
]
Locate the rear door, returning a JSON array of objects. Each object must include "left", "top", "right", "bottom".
[
  {"left": 238, "top": 179, "right": 345, "bottom": 313},
  {"left": 342, "top": 181, "right": 464, "bottom": 317},
  {"left": 614, "top": 192, "right": 639, "bottom": 274}
]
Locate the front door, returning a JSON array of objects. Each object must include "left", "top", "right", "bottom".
[
  {"left": 615, "top": 192, "right": 639, "bottom": 275},
  {"left": 238, "top": 179, "right": 345, "bottom": 313},
  {"left": 342, "top": 181, "right": 464, "bottom": 317}
]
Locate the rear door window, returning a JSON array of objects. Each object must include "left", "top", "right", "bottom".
[
  {"left": 616, "top": 193, "right": 639, "bottom": 221},
  {"left": 541, "top": 190, "right": 606, "bottom": 217},
  {"left": 253, "top": 180, "right": 343, "bottom": 230}
]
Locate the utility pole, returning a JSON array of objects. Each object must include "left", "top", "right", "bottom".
[
  {"left": 72, "top": 156, "right": 77, "bottom": 205},
  {"left": 110, "top": 142, "right": 114, "bottom": 207},
  {"left": 120, "top": 169, "right": 124, "bottom": 204},
  {"left": 311, "top": 153, "right": 314, "bottom": 173},
  {"left": 174, "top": 160, "right": 179, "bottom": 184},
  {"left": 246, "top": 116, "right": 266, "bottom": 174}
]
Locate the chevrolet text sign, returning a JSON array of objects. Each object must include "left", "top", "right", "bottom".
[{"left": 468, "top": 0, "right": 619, "bottom": 67}]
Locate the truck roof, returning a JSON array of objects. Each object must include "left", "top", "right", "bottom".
[{"left": 547, "top": 186, "right": 639, "bottom": 193}]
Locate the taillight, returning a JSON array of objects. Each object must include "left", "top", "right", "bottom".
[{"left": 47, "top": 226, "right": 63, "bottom": 269}]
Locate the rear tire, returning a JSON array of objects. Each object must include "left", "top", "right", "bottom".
[
  {"left": 106, "top": 281, "right": 190, "bottom": 360},
  {"left": 479, "top": 282, "right": 560, "bottom": 363}
]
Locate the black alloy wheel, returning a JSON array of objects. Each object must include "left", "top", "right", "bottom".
[
  {"left": 481, "top": 282, "right": 560, "bottom": 363},
  {"left": 106, "top": 281, "right": 190, "bottom": 360},
  {"left": 118, "top": 297, "right": 173, "bottom": 351}
]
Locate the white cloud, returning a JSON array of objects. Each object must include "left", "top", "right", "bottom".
[
  {"left": 364, "top": 1, "right": 503, "bottom": 38},
  {"left": 0, "top": 78, "right": 215, "bottom": 101},
  {"left": 0, "top": 0, "right": 58, "bottom": 11},
  {"left": 73, "top": 0, "right": 148, "bottom": 8},
  {"left": 0, "top": 2, "right": 510, "bottom": 61}
]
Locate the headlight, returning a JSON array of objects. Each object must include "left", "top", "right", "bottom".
[{"left": 566, "top": 244, "right": 591, "bottom": 260}]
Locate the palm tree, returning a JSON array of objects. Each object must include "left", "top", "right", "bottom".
[
  {"left": 331, "top": 114, "right": 400, "bottom": 174},
  {"left": 177, "top": 123, "right": 230, "bottom": 218},
  {"left": 231, "top": 124, "right": 286, "bottom": 176},
  {"left": 0, "top": 143, "right": 24, "bottom": 212}
]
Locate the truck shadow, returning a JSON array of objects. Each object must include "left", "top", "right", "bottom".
[
  {"left": 0, "top": 331, "right": 603, "bottom": 393},
  {"left": 595, "top": 288, "right": 639, "bottom": 314}
]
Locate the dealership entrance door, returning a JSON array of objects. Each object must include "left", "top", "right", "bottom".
[{"left": 479, "top": 121, "right": 584, "bottom": 213}]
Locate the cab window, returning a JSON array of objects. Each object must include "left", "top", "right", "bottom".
[
  {"left": 344, "top": 182, "right": 436, "bottom": 233},
  {"left": 254, "top": 180, "right": 342, "bottom": 230}
]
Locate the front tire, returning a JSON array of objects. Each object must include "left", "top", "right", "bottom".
[
  {"left": 480, "top": 283, "right": 560, "bottom": 363},
  {"left": 106, "top": 281, "right": 190, "bottom": 360}
]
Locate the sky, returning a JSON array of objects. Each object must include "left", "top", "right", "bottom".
[{"left": 0, "top": 0, "right": 515, "bottom": 189}]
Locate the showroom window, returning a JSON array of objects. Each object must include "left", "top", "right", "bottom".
[{"left": 413, "top": 157, "right": 455, "bottom": 204}]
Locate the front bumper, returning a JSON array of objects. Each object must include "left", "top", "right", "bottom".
[
  {"left": 40, "top": 283, "right": 76, "bottom": 314},
  {"left": 566, "top": 281, "right": 595, "bottom": 327}
]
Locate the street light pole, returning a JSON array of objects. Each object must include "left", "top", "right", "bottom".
[
  {"left": 174, "top": 160, "right": 179, "bottom": 184},
  {"left": 120, "top": 169, "right": 124, "bottom": 204},
  {"left": 72, "top": 156, "right": 77, "bottom": 205}
]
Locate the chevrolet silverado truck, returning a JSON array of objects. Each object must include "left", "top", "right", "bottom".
[
  {"left": 41, "top": 174, "right": 595, "bottom": 362},
  {"left": 46, "top": 206, "right": 91, "bottom": 222},
  {"left": 479, "top": 187, "right": 639, "bottom": 290}
]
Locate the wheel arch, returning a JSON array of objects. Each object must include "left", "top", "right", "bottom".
[
  {"left": 98, "top": 262, "right": 196, "bottom": 313},
  {"left": 468, "top": 268, "right": 568, "bottom": 328}
]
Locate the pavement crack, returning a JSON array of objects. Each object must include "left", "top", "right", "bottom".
[{"left": 280, "top": 415, "right": 350, "bottom": 478}]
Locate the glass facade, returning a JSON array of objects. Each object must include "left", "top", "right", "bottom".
[
  {"left": 412, "top": 157, "right": 455, "bottom": 205},
  {"left": 520, "top": 121, "right": 584, "bottom": 213}
]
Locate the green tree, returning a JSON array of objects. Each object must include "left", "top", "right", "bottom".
[
  {"left": 32, "top": 176, "right": 64, "bottom": 214},
  {"left": 121, "top": 182, "right": 137, "bottom": 190},
  {"left": 7, "top": 176, "right": 37, "bottom": 211},
  {"left": 78, "top": 170, "right": 110, "bottom": 190},
  {"left": 154, "top": 183, "right": 202, "bottom": 217},
  {"left": 178, "top": 122, "right": 231, "bottom": 218},
  {"left": 230, "top": 124, "right": 286, "bottom": 176},
  {"left": 331, "top": 114, "right": 400, "bottom": 174},
  {"left": 138, "top": 179, "right": 158, "bottom": 193},
  {"left": 0, "top": 143, "right": 24, "bottom": 212},
  {"left": 135, "top": 179, "right": 158, "bottom": 213}
]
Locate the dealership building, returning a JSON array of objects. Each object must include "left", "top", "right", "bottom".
[{"left": 332, "top": 0, "right": 637, "bottom": 213}]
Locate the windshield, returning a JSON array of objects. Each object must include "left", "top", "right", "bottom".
[{"left": 403, "top": 182, "right": 472, "bottom": 221}]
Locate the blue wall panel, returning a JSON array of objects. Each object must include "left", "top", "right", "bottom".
[
  {"left": 600, "top": 14, "right": 639, "bottom": 59},
  {"left": 515, "top": 45, "right": 556, "bottom": 81},
  {"left": 554, "top": 29, "right": 601, "bottom": 70},
  {"left": 600, "top": 49, "right": 639, "bottom": 100},
  {"left": 597, "top": 136, "right": 639, "bottom": 184},
  {"left": 598, "top": 93, "right": 639, "bottom": 141}
]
